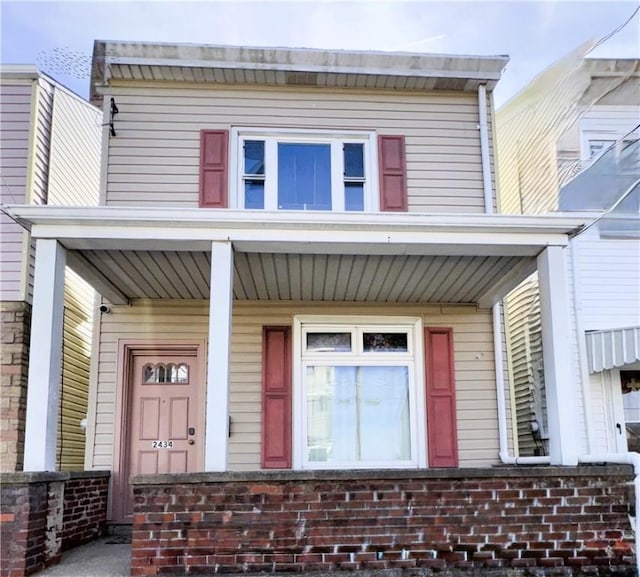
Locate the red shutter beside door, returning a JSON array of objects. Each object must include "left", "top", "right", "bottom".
[
  {"left": 199, "top": 129, "right": 229, "bottom": 208},
  {"left": 261, "top": 326, "right": 292, "bottom": 469},
  {"left": 378, "top": 135, "right": 408, "bottom": 211},
  {"left": 425, "top": 327, "right": 459, "bottom": 467}
]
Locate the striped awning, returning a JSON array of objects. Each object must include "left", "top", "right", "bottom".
[{"left": 586, "top": 327, "right": 640, "bottom": 373}]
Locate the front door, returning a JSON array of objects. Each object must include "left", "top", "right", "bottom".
[{"left": 119, "top": 347, "right": 203, "bottom": 519}]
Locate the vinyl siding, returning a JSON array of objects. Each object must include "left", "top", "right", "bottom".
[
  {"left": 573, "top": 229, "right": 640, "bottom": 331},
  {"left": 46, "top": 88, "right": 102, "bottom": 469},
  {"left": 105, "top": 84, "right": 490, "bottom": 213},
  {"left": 90, "top": 300, "right": 504, "bottom": 470},
  {"left": 58, "top": 269, "right": 95, "bottom": 470},
  {"left": 48, "top": 88, "right": 102, "bottom": 206},
  {"left": 0, "top": 81, "right": 32, "bottom": 301}
]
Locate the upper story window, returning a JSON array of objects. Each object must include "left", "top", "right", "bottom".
[
  {"left": 235, "top": 129, "right": 376, "bottom": 211},
  {"left": 199, "top": 129, "right": 407, "bottom": 212}
]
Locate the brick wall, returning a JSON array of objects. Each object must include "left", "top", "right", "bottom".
[
  {"left": 131, "top": 467, "right": 636, "bottom": 576},
  {"left": 0, "top": 301, "right": 31, "bottom": 472},
  {"left": 62, "top": 472, "right": 110, "bottom": 550},
  {"left": 0, "top": 471, "right": 110, "bottom": 577}
]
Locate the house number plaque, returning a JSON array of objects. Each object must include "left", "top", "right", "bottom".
[{"left": 152, "top": 441, "right": 174, "bottom": 448}]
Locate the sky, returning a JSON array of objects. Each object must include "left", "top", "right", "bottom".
[{"left": 0, "top": 0, "right": 638, "bottom": 108}]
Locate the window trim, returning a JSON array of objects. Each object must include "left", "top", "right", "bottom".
[
  {"left": 292, "top": 315, "right": 426, "bottom": 470},
  {"left": 230, "top": 127, "right": 379, "bottom": 212}
]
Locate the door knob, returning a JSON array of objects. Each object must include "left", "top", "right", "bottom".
[
  {"left": 188, "top": 439, "right": 195, "bottom": 445},
  {"left": 616, "top": 423, "right": 623, "bottom": 434}
]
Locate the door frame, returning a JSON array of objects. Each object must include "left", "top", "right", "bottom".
[{"left": 112, "top": 339, "right": 207, "bottom": 521}]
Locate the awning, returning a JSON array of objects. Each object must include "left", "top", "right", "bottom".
[{"left": 586, "top": 327, "right": 640, "bottom": 373}]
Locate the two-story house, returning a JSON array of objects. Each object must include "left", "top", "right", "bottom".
[
  {"left": 3, "top": 42, "right": 635, "bottom": 575},
  {"left": 0, "top": 66, "right": 101, "bottom": 472}
]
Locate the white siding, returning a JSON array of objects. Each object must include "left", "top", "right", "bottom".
[
  {"left": 573, "top": 229, "right": 640, "bottom": 331},
  {"left": 0, "top": 81, "right": 32, "bottom": 301},
  {"left": 105, "top": 84, "right": 488, "bottom": 212},
  {"left": 90, "top": 300, "right": 502, "bottom": 470},
  {"left": 48, "top": 88, "right": 102, "bottom": 206}
]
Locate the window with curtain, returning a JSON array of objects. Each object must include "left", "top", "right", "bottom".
[{"left": 299, "top": 322, "right": 419, "bottom": 469}]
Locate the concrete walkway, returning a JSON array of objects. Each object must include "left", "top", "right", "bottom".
[{"left": 31, "top": 537, "right": 131, "bottom": 577}]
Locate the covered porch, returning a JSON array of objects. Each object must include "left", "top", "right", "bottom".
[{"left": 7, "top": 205, "right": 589, "bottom": 476}]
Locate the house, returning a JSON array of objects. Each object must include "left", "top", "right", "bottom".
[
  {"left": 495, "top": 50, "right": 640, "bottom": 458},
  {"left": 0, "top": 66, "right": 101, "bottom": 472},
  {"left": 1, "top": 42, "right": 636, "bottom": 576}
]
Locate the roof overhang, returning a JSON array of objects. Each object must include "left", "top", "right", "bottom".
[
  {"left": 586, "top": 327, "right": 640, "bottom": 373},
  {"left": 91, "top": 40, "right": 509, "bottom": 104},
  {"left": 5, "top": 205, "right": 588, "bottom": 308}
]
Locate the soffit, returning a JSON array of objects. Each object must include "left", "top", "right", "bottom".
[{"left": 72, "top": 249, "right": 530, "bottom": 304}]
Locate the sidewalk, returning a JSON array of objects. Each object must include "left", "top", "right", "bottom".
[{"left": 31, "top": 537, "right": 130, "bottom": 577}]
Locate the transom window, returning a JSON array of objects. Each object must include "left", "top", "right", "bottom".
[
  {"left": 294, "top": 318, "right": 424, "bottom": 470},
  {"left": 142, "top": 363, "right": 189, "bottom": 384},
  {"left": 234, "top": 129, "right": 376, "bottom": 212}
]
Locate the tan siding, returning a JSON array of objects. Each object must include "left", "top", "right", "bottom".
[
  {"left": 48, "top": 89, "right": 102, "bottom": 206},
  {"left": 0, "top": 81, "right": 32, "bottom": 301},
  {"left": 57, "top": 269, "right": 95, "bottom": 470},
  {"left": 105, "top": 84, "right": 485, "bottom": 212},
  {"left": 93, "top": 300, "right": 500, "bottom": 470}
]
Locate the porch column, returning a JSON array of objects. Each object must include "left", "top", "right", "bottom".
[
  {"left": 23, "top": 239, "right": 66, "bottom": 471},
  {"left": 204, "top": 241, "right": 233, "bottom": 471},
  {"left": 537, "top": 246, "right": 578, "bottom": 466}
]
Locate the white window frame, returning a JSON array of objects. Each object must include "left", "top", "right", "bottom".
[
  {"left": 292, "top": 315, "right": 426, "bottom": 470},
  {"left": 230, "top": 128, "right": 379, "bottom": 212}
]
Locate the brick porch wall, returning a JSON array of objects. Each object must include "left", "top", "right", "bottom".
[
  {"left": 131, "top": 466, "right": 636, "bottom": 576},
  {"left": 0, "top": 301, "right": 31, "bottom": 472},
  {"left": 0, "top": 471, "right": 110, "bottom": 577}
]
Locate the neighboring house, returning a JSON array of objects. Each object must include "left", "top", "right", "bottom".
[
  {"left": 496, "top": 49, "right": 640, "bottom": 456},
  {"left": 559, "top": 137, "right": 640, "bottom": 455},
  {"left": 0, "top": 66, "right": 101, "bottom": 471},
  {"left": 2, "top": 42, "right": 636, "bottom": 575}
]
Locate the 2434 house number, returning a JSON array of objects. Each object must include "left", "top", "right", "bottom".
[{"left": 152, "top": 440, "right": 174, "bottom": 448}]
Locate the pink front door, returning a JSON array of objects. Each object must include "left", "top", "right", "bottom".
[{"left": 119, "top": 350, "right": 203, "bottom": 518}]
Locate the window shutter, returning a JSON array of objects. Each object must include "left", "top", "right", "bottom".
[
  {"left": 199, "top": 129, "right": 228, "bottom": 208},
  {"left": 425, "top": 327, "right": 459, "bottom": 467},
  {"left": 378, "top": 135, "right": 407, "bottom": 211},
  {"left": 261, "top": 326, "right": 292, "bottom": 469}
]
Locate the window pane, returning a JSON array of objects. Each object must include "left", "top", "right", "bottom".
[
  {"left": 278, "top": 143, "right": 331, "bottom": 210},
  {"left": 244, "top": 180, "right": 264, "bottom": 209},
  {"left": 306, "top": 365, "right": 411, "bottom": 463},
  {"left": 363, "top": 333, "right": 408, "bottom": 352},
  {"left": 306, "top": 332, "right": 352, "bottom": 352},
  {"left": 244, "top": 140, "right": 265, "bottom": 175},
  {"left": 345, "top": 183, "right": 364, "bottom": 211},
  {"left": 344, "top": 143, "right": 364, "bottom": 178}
]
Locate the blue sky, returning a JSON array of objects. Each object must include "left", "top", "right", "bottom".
[{"left": 1, "top": 0, "right": 638, "bottom": 107}]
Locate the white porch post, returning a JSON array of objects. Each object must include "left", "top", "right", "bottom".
[
  {"left": 23, "top": 239, "right": 66, "bottom": 471},
  {"left": 204, "top": 241, "right": 234, "bottom": 471},
  {"left": 537, "top": 246, "right": 578, "bottom": 466}
]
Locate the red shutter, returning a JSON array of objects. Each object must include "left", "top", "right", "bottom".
[
  {"left": 261, "top": 326, "right": 292, "bottom": 469},
  {"left": 199, "top": 129, "right": 228, "bottom": 208},
  {"left": 425, "top": 327, "right": 458, "bottom": 467},
  {"left": 378, "top": 135, "right": 407, "bottom": 211}
]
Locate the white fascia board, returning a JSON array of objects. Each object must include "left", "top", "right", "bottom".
[
  {"left": 6, "top": 205, "right": 593, "bottom": 234},
  {"left": 6, "top": 206, "right": 591, "bottom": 255}
]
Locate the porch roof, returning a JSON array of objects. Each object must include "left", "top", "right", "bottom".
[{"left": 6, "top": 205, "right": 589, "bottom": 308}]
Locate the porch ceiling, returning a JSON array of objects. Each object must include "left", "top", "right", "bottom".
[{"left": 69, "top": 249, "right": 531, "bottom": 304}]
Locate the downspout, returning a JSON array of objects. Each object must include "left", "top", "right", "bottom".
[{"left": 478, "top": 83, "right": 550, "bottom": 466}]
